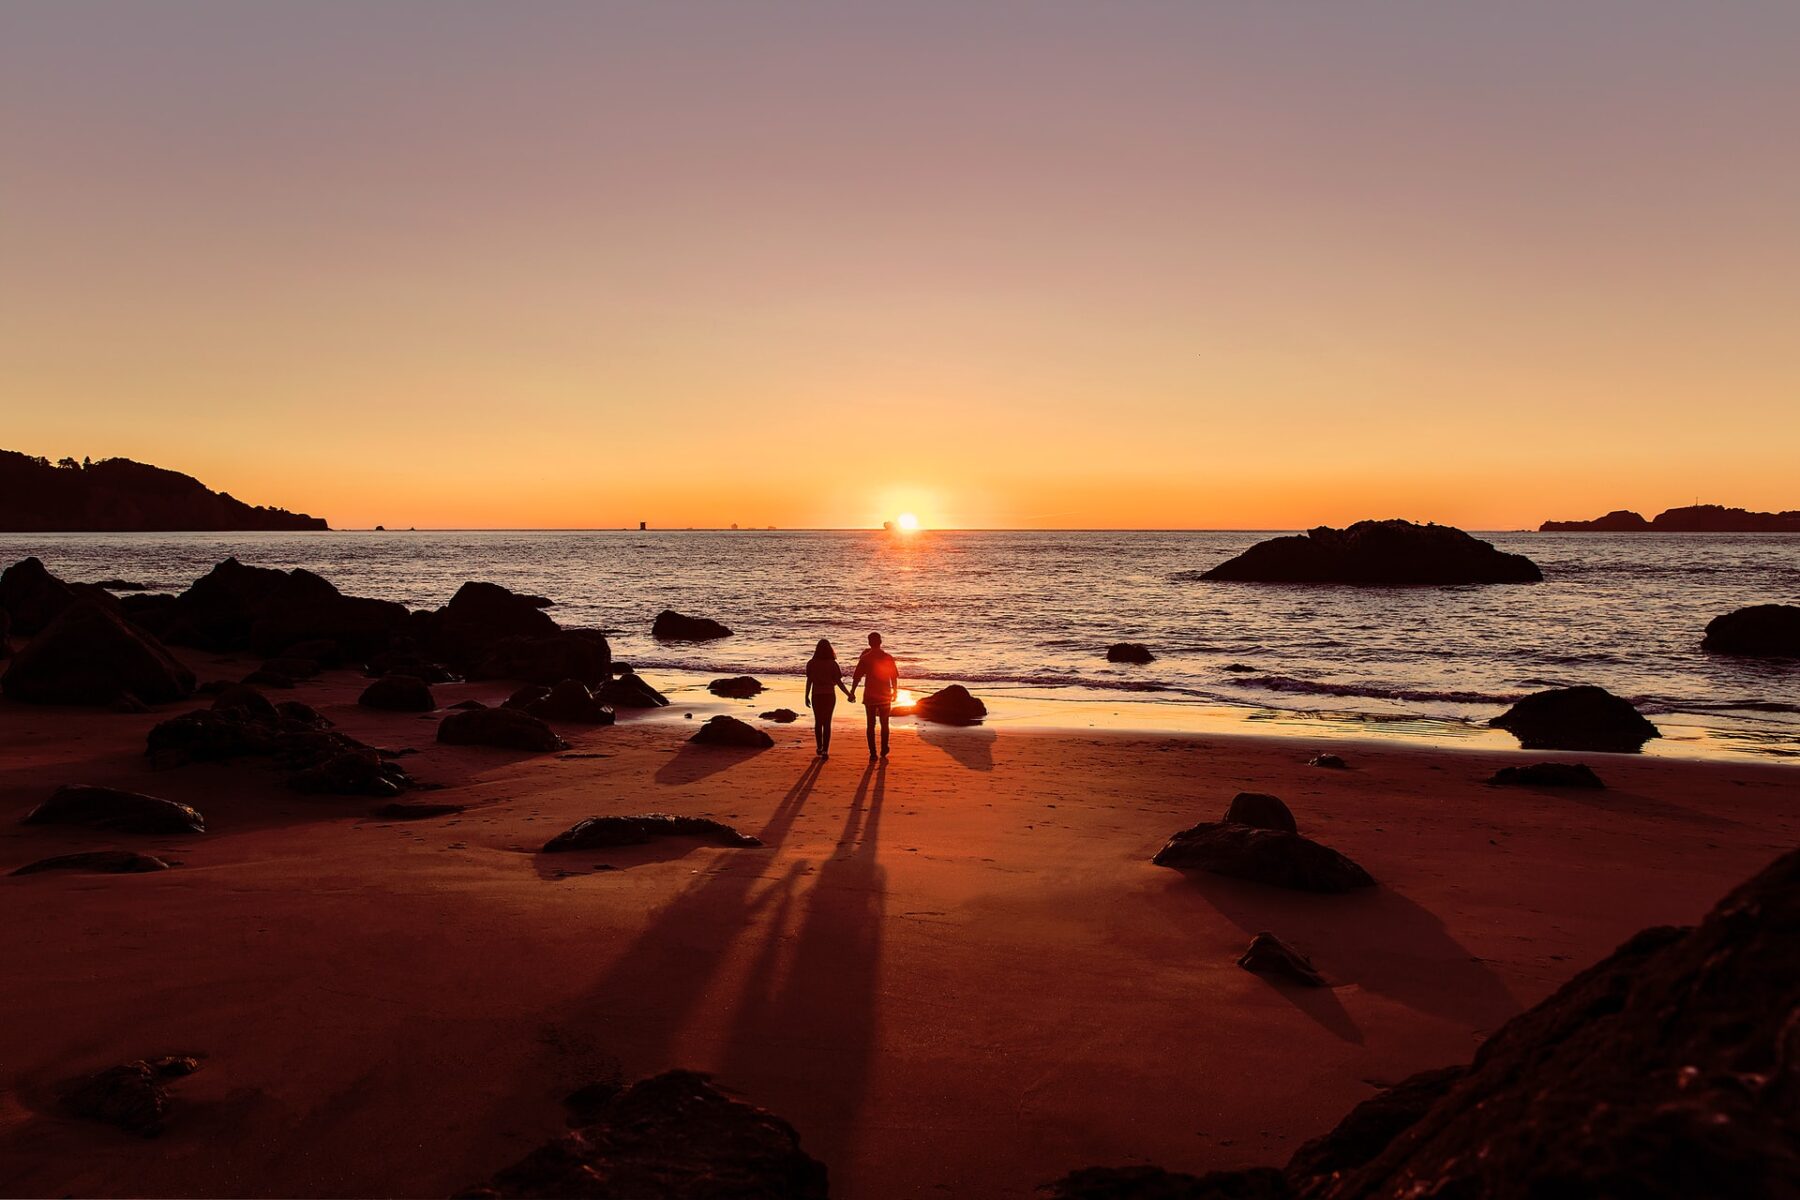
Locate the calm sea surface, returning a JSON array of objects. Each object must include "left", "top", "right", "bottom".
[{"left": 4, "top": 530, "right": 1797, "bottom": 759}]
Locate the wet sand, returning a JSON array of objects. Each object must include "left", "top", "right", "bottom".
[{"left": 1, "top": 663, "right": 1795, "bottom": 1197}]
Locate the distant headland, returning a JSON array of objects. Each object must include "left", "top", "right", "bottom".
[
  {"left": 1540, "top": 504, "right": 1800, "bottom": 533},
  {"left": 0, "top": 450, "right": 328, "bottom": 532}
]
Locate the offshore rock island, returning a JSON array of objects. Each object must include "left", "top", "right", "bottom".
[
  {"left": 0, "top": 450, "right": 328, "bottom": 532},
  {"left": 1540, "top": 504, "right": 1800, "bottom": 533}
]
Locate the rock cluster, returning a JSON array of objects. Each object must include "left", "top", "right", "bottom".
[
  {"left": 505, "top": 679, "right": 616, "bottom": 724},
  {"left": 1200, "top": 520, "right": 1542, "bottom": 585},
  {"left": 146, "top": 690, "right": 413, "bottom": 796},
  {"left": 1154, "top": 793, "right": 1372, "bottom": 893}
]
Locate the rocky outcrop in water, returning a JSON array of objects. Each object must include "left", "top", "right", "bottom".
[
  {"left": 1489, "top": 685, "right": 1660, "bottom": 752},
  {"left": 1201, "top": 520, "right": 1542, "bottom": 585},
  {"left": 0, "top": 449, "right": 326, "bottom": 531},
  {"left": 1703, "top": 604, "right": 1800, "bottom": 658},
  {"left": 542, "top": 814, "right": 763, "bottom": 852},
  {"left": 459, "top": 1070, "right": 826, "bottom": 1199},
  {"left": 2, "top": 597, "right": 196, "bottom": 706},
  {"left": 652, "top": 609, "right": 733, "bottom": 641},
  {"left": 1106, "top": 643, "right": 1155, "bottom": 664},
  {"left": 1542, "top": 504, "right": 1800, "bottom": 533},
  {"left": 140, "top": 557, "right": 407, "bottom": 660}
]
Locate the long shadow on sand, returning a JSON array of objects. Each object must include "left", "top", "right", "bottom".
[
  {"left": 652, "top": 742, "right": 771, "bottom": 786},
  {"left": 1153, "top": 871, "right": 1519, "bottom": 1039},
  {"left": 916, "top": 723, "right": 996, "bottom": 771}
]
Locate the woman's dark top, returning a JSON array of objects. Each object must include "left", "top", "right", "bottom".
[{"left": 807, "top": 657, "right": 843, "bottom": 707}]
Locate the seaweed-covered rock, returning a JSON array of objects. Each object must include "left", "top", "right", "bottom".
[
  {"left": 437, "top": 706, "right": 568, "bottom": 752},
  {"left": 460, "top": 1070, "right": 825, "bottom": 1199},
  {"left": 597, "top": 671, "right": 670, "bottom": 708},
  {"left": 1488, "top": 762, "right": 1605, "bottom": 789},
  {"left": 542, "top": 814, "right": 764, "bottom": 852},
  {"left": 1, "top": 598, "right": 195, "bottom": 706},
  {"left": 1153, "top": 823, "right": 1374, "bottom": 892},
  {"left": 1223, "top": 792, "right": 1297, "bottom": 834},
  {"left": 1106, "top": 643, "right": 1155, "bottom": 664},
  {"left": 358, "top": 675, "right": 436, "bottom": 712},
  {"left": 913, "top": 684, "right": 988, "bottom": 724},
  {"left": 652, "top": 609, "right": 732, "bottom": 641},
  {"left": 1702, "top": 604, "right": 1800, "bottom": 658},
  {"left": 23, "top": 786, "right": 205, "bottom": 835},
  {"left": 1201, "top": 521, "right": 1541, "bottom": 586},
  {"left": 12, "top": 850, "right": 172, "bottom": 876},
  {"left": 688, "top": 715, "right": 774, "bottom": 748},
  {"left": 1237, "top": 932, "right": 1325, "bottom": 986},
  {"left": 1489, "top": 686, "right": 1660, "bottom": 753},
  {"left": 708, "top": 675, "right": 765, "bottom": 699}
]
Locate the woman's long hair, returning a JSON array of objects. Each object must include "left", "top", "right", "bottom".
[{"left": 808, "top": 638, "right": 836, "bottom": 667}]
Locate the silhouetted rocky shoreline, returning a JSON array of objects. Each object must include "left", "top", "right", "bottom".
[
  {"left": 1541, "top": 504, "right": 1800, "bottom": 533},
  {"left": 0, "top": 449, "right": 327, "bottom": 532}
]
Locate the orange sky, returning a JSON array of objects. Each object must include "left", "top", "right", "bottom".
[{"left": 3, "top": 3, "right": 1796, "bottom": 530}]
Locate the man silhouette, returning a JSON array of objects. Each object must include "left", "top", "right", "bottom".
[{"left": 850, "top": 632, "right": 899, "bottom": 760}]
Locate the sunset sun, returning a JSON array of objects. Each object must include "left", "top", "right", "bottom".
[{"left": 895, "top": 512, "right": 921, "bottom": 532}]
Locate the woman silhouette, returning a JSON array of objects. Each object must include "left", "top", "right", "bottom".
[{"left": 804, "top": 638, "right": 853, "bottom": 757}]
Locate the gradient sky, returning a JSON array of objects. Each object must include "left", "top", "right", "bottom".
[{"left": 4, "top": 2, "right": 1797, "bottom": 530}]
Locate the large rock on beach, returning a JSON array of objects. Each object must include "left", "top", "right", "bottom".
[
  {"left": 63, "top": 1057, "right": 200, "bottom": 1136},
  {"left": 597, "top": 671, "right": 669, "bottom": 708},
  {"left": 0, "top": 556, "right": 81, "bottom": 634},
  {"left": 708, "top": 675, "right": 765, "bottom": 698},
  {"left": 1488, "top": 762, "right": 1605, "bottom": 789},
  {"left": 1, "top": 598, "right": 195, "bottom": 706},
  {"left": 1153, "top": 823, "right": 1374, "bottom": 892},
  {"left": 508, "top": 679, "right": 615, "bottom": 724},
  {"left": 1238, "top": 932, "right": 1326, "bottom": 987},
  {"left": 1223, "top": 792, "right": 1297, "bottom": 834},
  {"left": 1201, "top": 520, "right": 1542, "bottom": 585},
  {"left": 542, "top": 814, "right": 763, "bottom": 853},
  {"left": 913, "top": 684, "right": 988, "bottom": 724},
  {"left": 689, "top": 715, "right": 774, "bottom": 748},
  {"left": 358, "top": 675, "right": 436, "bottom": 712},
  {"left": 652, "top": 609, "right": 733, "bottom": 641},
  {"left": 461, "top": 1069, "right": 826, "bottom": 1199},
  {"left": 436, "top": 580, "right": 559, "bottom": 647},
  {"left": 144, "top": 557, "right": 407, "bottom": 658},
  {"left": 146, "top": 693, "right": 414, "bottom": 794},
  {"left": 12, "top": 850, "right": 172, "bottom": 876},
  {"left": 437, "top": 706, "right": 569, "bottom": 752},
  {"left": 23, "top": 785, "right": 205, "bottom": 835},
  {"left": 1702, "top": 604, "right": 1800, "bottom": 658},
  {"left": 1489, "top": 685, "right": 1660, "bottom": 752}
]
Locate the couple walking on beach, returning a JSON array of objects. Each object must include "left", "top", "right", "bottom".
[{"left": 804, "top": 633, "right": 899, "bottom": 760}]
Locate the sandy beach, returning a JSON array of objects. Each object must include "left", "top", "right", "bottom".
[{"left": 2, "top": 656, "right": 1793, "bottom": 1198}]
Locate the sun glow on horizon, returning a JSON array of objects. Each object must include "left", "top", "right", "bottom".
[{"left": 895, "top": 512, "right": 921, "bottom": 532}]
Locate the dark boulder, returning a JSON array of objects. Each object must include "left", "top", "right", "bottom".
[
  {"left": 437, "top": 580, "right": 560, "bottom": 648},
  {"left": 460, "top": 1069, "right": 826, "bottom": 1199},
  {"left": 63, "top": 1057, "right": 199, "bottom": 1135},
  {"left": 1238, "top": 932, "right": 1326, "bottom": 986},
  {"left": 652, "top": 609, "right": 732, "bottom": 641},
  {"left": 689, "top": 715, "right": 774, "bottom": 748},
  {"left": 287, "top": 748, "right": 410, "bottom": 798},
  {"left": 1309, "top": 754, "right": 1348, "bottom": 770},
  {"left": 437, "top": 706, "right": 568, "bottom": 752},
  {"left": 210, "top": 683, "right": 280, "bottom": 722},
  {"left": 1283, "top": 849, "right": 1800, "bottom": 1198},
  {"left": 146, "top": 557, "right": 406, "bottom": 658},
  {"left": 913, "top": 684, "right": 988, "bottom": 724},
  {"left": 364, "top": 643, "right": 460, "bottom": 684},
  {"left": 275, "top": 700, "right": 331, "bottom": 729},
  {"left": 1223, "top": 792, "right": 1298, "bottom": 834},
  {"left": 760, "top": 708, "right": 800, "bottom": 723},
  {"left": 1201, "top": 520, "right": 1542, "bottom": 585},
  {"left": 1702, "top": 604, "right": 1800, "bottom": 658},
  {"left": 12, "top": 850, "right": 172, "bottom": 876},
  {"left": 1488, "top": 762, "right": 1605, "bottom": 789},
  {"left": 22, "top": 785, "right": 204, "bottom": 835},
  {"left": 0, "top": 555, "right": 79, "bottom": 634},
  {"left": 1038, "top": 1166, "right": 1292, "bottom": 1199},
  {"left": 1153, "top": 823, "right": 1374, "bottom": 892},
  {"left": 358, "top": 675, "right": 436, "bottom": 712},
  {"left": 1106, "top": 642, "right": 1155, "bottom": 664},
  {"left": 145, "top": 702, "right": 413, "bottom": 794},
  {"left": 1489, "top": 685, "right": 1660, "bottom": 752},
  {"left": 529, "top": 679, "right": 615, "bottom": 724},
  {"left": 1283, "top": 1066, "right": 1465, "bottom": 1186},
  {"left": 709, "top": 675, "right": 765, "bottom": 698},
  {"left": 542, "top": 814, "right": 763, "bottom": 852},
  {"left": 597, "top": 671, "right": 670, "bottom": 708},
  {"left": 476, "top": 629, "right": 612, "bottom": 687},
  {"left": 1, "top": 598, "right": 195, "bottom": 706}
]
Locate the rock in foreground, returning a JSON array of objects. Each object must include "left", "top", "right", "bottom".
[
  {"left": 2, "top": 598, "right": 195, "bottom": 706},
  {"left": 1201, "top": 520, "right": 1541, "bottom": 585},
  {"left": 1153, "top": 823, "right": 1374, "bottom": 892},
  {"left": 708, "top": 675, "right": 765, "bottom": 698},
  {"left": 1702, "top": 604, "right": 1800, "bottom": 658},
  {"left": 689, "top": 715, "right": 774, "bottom": 748},
  {"left": 1238, "top": 932, "right": 1325, "bottom": 987},
  {"left": 1489, "top": 685, "right": 1659, "bottom": 752},
  {"left": 542, "top": 814, "right": 763, "bottom": 853},
  {"left": 1223, "top": 792, "right": 1297, "bottom": 834},
  {"left": 460, "top": 1069, "right": 826, "bottom": 1199},
  {"left": 652, "top": 609, "right": 733, "bottom": 641},
  {"left": 913, "top": 684, "right": 988, "bottom": 724},
  {"left": 23, "top": 786, "right": 205, "bottom": 835},
  {"left": 437, "top": 707, "right": 569, "bottom": 752}
]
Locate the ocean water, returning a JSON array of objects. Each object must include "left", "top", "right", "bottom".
[{"left": 4, "top": 530, "right": 1797, "bottom": 759}]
